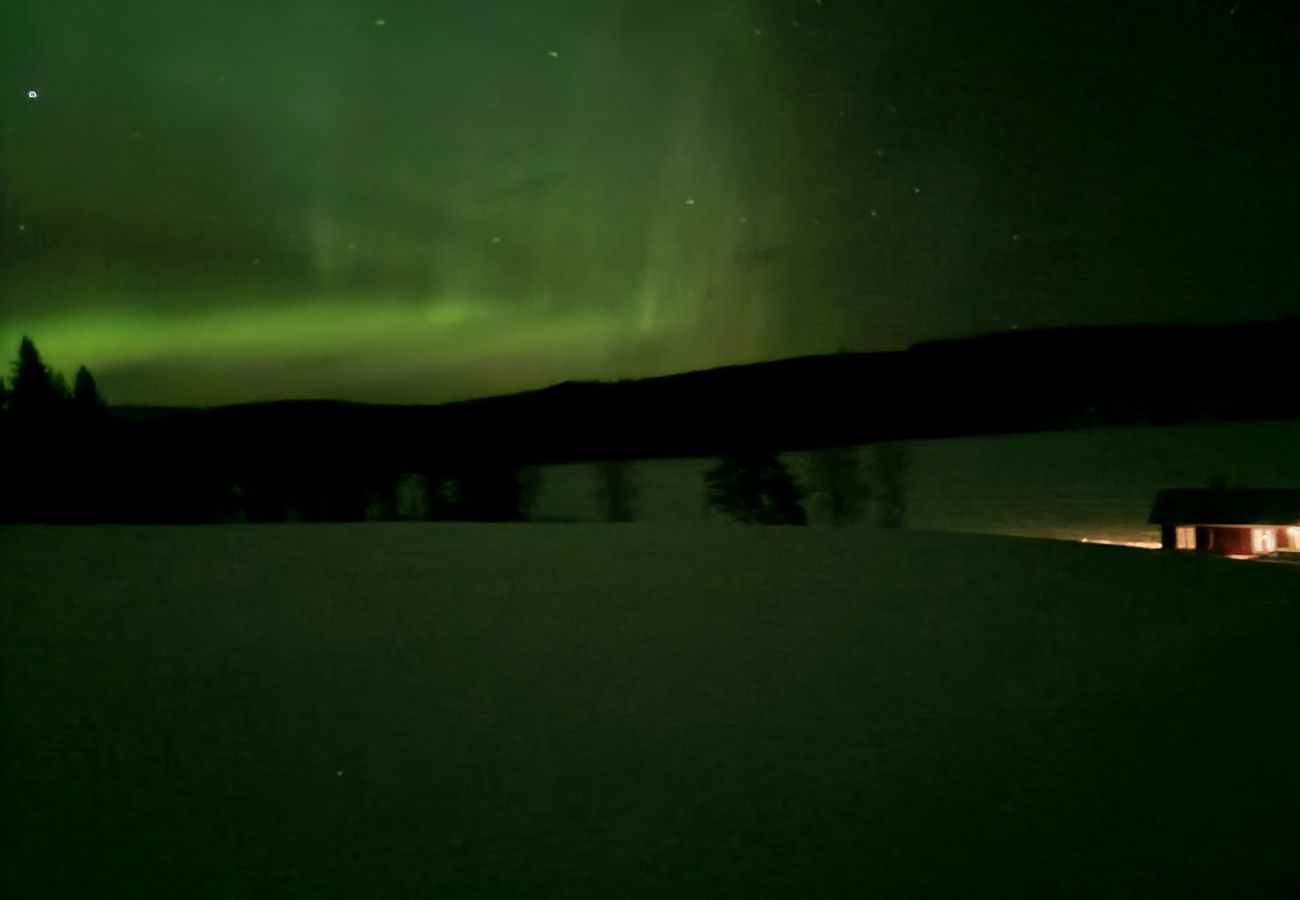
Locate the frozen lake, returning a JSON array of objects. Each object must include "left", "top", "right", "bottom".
[
  {"left": 530, "top": 418, "right": 1300, "bottom": 545},
  {"left": 3, "top": 523, "right": 1299, "bottom": 898}
]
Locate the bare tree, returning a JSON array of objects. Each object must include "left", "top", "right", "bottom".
[
  {"left": 868, "top": 442, "right": 911, "bottom": 529},
  {"left": 705, "top": 450, "right": 807, "bottom": 525},
  {"left": 811, "top": 445, "right": 868, "bottom": 526},
  {"left": 594, "top": 460, "right": 639, "bottom": 522},
  {"left": 518, "top": 466, "right": 545, "bottom": 521},
  {"left": 395, "top": 473, "right": 431, "bottom": 520}
]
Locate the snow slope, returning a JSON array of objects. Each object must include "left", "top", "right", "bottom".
[{"left": 3, "top": 523, "right": 1299, "bottom": 898}]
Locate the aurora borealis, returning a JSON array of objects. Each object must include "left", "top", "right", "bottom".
[{"left": 2, "top": 1, "right": 1297, "bottom": 406}]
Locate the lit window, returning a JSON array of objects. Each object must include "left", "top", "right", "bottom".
[
  {"left": 1252, "top": 528, "right": 1278, "bottom": 554},
  {"left": 1175, "top": 526, "right": 1196, "bottom": 549},
  {"left": 1288, "top": 527, "right": 1300, "bottom": 549}
]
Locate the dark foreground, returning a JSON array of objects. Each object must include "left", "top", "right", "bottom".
[{"left": 3, "top": 524, "right": 1299, "bottom": 898}]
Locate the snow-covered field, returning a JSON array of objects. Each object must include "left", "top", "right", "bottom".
[
  {"left": 3, "top": 523, "right": 1299, "bottom": 898},
  {"left": 530, "top": 418, "right": 1300, "bottom": 545}
]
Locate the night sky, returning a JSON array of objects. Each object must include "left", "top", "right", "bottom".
[{"left": 2, "top": 0, "right": 1296, "bottom": 406}]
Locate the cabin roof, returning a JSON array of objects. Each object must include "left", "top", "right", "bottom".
[{"left": 1148, "top": 488, "right": 1300, "bottom": 526}]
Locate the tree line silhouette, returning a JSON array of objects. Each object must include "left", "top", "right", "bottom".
[
  {"left": 2, "top": 337, "right": 909, "bottom": 527},
  {"left": 4, "top": 336, "right": 107, "bottom": 422},
  {"left": 2, "top": 337, "right": 112, "bottom": 522},
  {"left": 704, "top": 444, "right": 910, "bottom": 527},
  {"left": 12, "top": 315, "right": 1298, "bottom": 526},
  {"left": 26, "top": 313, "right": 1298, "bottom": 528}
]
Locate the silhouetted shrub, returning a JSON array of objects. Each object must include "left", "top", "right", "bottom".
[{"left": 705, "top": 450, "right": 807, "bottom": 525}]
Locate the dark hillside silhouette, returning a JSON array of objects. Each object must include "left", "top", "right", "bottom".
[{"left": 2, "top": 318, "right": 1298, "bottom": 524}]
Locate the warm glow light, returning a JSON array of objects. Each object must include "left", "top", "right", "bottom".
[
  {"left": 1252, "top": 528, "right": 1278, "bottom": 554},
  {"left": 1079, "top": 538, "right": 1161, "bottom": 550}
]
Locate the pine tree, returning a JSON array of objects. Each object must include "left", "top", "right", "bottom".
[
  {"left": 9, "top": 337, "right": 63, "bottom": 418},
  {"left": 73, "top": 365, "right": 107, "bottom": 414},
  {"left": 51, "top": 370, "right": 71, "bottom": 402},
  {"left": 6, "top": 338, "right": 74, "bottom": 522}
]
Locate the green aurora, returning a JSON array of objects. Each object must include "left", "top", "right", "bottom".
[{"left": 2, "top": 0, "right": 1296, "bottom": 405}]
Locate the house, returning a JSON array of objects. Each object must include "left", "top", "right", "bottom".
[{"left": 1148, "top": 488, "right": 1300, "bottom": 558}]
